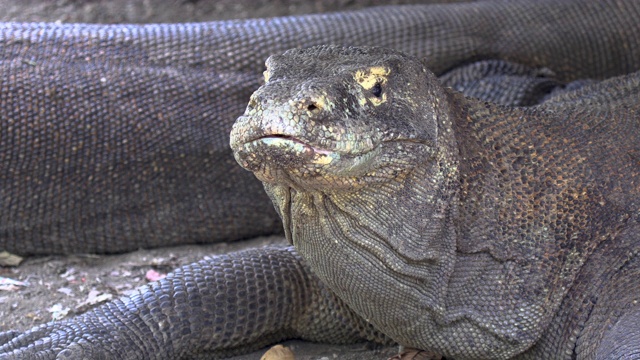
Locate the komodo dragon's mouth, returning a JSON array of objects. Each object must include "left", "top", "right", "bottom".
[
  {"left": 232, "top": 129, "right": 387, "bottom": 188},
  {"left": 254, "top": 134, "right": 334, "bottom": 156},
  {"left": 234, "top": 134, "right": 340, "bottom": 176},
  {"left": 238, "top": 133, "right": 340, "bottom": 169}
]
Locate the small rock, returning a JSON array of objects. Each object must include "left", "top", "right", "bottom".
[{"left": 0, "top": 251, "right": 23, "bottom": 267}]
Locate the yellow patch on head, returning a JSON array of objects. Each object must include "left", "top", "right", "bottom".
[
  {"left": 354, "top": 66, "right": 390, "bottom": 90},
  {"left": 354, "top": 66, "right": 390, "bottom": 106},
  {"left": 312, "top": 97, "right": 327, "bottom": 110},
  {"left": 370, "top": 93, "right": 387, "bottom": 106}
]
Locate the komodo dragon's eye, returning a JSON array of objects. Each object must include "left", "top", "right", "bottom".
[{"left": 371, "top": 82, "right": 383, "bottom": 98}]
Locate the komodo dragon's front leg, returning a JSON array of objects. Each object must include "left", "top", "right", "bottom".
[{"left": 0, "top": 246, "right": 392, "bottom": 359}]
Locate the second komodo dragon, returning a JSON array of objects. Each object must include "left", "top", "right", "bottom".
[{"left": 1, "top": 0, "right": 639, "bottom": 256}]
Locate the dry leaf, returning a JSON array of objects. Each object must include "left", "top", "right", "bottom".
[
  {"left": 76, "top": 289, "right": 113, "bottom": 312},
  {"left": 0, "top": 276, "right": 28, "bottom": 291}
]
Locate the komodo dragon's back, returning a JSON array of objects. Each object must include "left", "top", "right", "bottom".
[
  {"left": 540, "top": 72, "right": 640, "bottom": 213},
  {"left": 451, "top": 70, "right": 640, "bottom": 357}
]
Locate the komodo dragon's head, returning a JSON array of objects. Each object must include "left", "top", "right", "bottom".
[{"left": 230, "top": 45, "right": 456, "bottom": 191}]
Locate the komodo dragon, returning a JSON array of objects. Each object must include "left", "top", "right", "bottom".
[
  {"left": 0, "top": 1, "right": 639, "bottom": 359},
  {"left": 231, "top": 45, "right": 640, "bottom": 358}
]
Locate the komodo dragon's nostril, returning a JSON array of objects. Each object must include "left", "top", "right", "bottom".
[{"left": 306, "top": 100, "right": 323, "bottom": 113}]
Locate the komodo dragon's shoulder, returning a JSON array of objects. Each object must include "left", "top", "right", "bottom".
[{"left": 231, "top": 45, "right": 639, "bottom": 359}]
